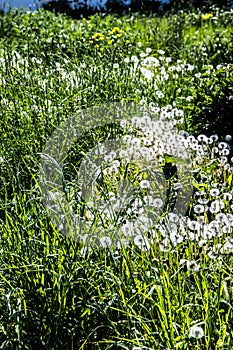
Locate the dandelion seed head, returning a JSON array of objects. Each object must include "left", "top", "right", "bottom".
[
  {"left": 140, "top": 180, "right": 150, "bottom": 189},
  {"left": 134, "top": 234, "right": 150, "bottom": 251},
  {"left": 194, "top": 204, "right": 205, "bottom": 214},
  {"left": 197, "top": 134, "right": 208, "bottom": 143},
  {"left": 153, "top": 198, "right": 164, "bottom": 208},
  {"left": 210, "top": 134, "right": 218, "bottom": 142},
  {"left": 99, "top": 236, "right": 112, "bottom": 248},
  {"left": 225, "top": 135, "right": 232, "bottom": 142},
  {"left": 189, "top": 325, "right": 204, "bottom": 339},
  {"left": 210, "top": 188, "right": 220, "bottom": 197},
  {"left": 218, "top": 142, "right": 229, "bottom": 150}
]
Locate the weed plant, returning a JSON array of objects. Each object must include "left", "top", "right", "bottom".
[{"left": 0, "top": 5, "right": 233, "bottom": 349}]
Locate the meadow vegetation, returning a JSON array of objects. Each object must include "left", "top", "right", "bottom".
[{"left": 0, "top": 4, "right": 233, "bottom": 349}]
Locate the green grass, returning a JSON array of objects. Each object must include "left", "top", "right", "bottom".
[{"left": 0, "top": 6, "right": 233, "bottom": 349}]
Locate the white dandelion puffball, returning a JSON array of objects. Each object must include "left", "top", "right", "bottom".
[{"left": 189, "top": 325, "right": 204, "bottom": 339}]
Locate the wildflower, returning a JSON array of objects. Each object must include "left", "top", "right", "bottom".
[
  {"left": 189, "top": 325, "right": 204, "bottom": 339},
  {"left": 134, "top": 198, "right": 143, "bottom": 208},
  {"left": 124, "top": 57, "right": 130, "bottom": 63},
  {"left": 175, "top": 65, "right": 182, "bottom": 72},
  {"left": 197, "top": 216, "right": 207, "bottom": 224},
  {"left": 130, "top": 137, "right": 141, "bottom": 148},
  {"left": 187, "top": 230, "right": 198, "bottom": 241},
  {"left": 134, "top": 234, "right": 150, "bottom": 251},
  {"left": 140, "top": 68, "right": 154, "bottom": 80},
  {"left": 202, "top": 226, "right": 215, "bottom": 240},
  {"left": 141, "top": 56, "right": 160, "bottom": 68},
  {"left": 104, "top": 165, "right": 118, "bottom": 175},
  {"left": 197, "top": 134, "right": 208, "bottom": 143},
  {"left": 222, "top": 225, "right": 231, "bottom": 234},
  {"left": 226, "top": 214, "right": 233, "bottom": 225},
  {"left": 222, "top": 237, "right": 233, "bottom": 253},
  {"left": 92, "top": 32, "right": 104, "bottom": 41},
  {"left": 180, "top": 259, "right": 200, "bottom": 271},
  {"left": 199, "top": 239, "right": 207, "bottom": 247},
  {"left": 121, "top": 221, "right": 134, "bottom": 237},
  {"left": 202, "top": 13, "right": 213, "bottom": 20},
  {"left": 109, "top": 26, "right": 121, "bottom": 35},
  {"left": 165, "top": 57, "right": 172, "bottom": 63},
  {"left": 219, "top": 149, "right": 230, "bottom": 156},
  {"left": 218, "top": 142, "right": 228, "bottom": 150},
  {"left": 117, "top": 239, "right": 129, "bottom": 249},
  {"left": 156, "top": 90, "right": 164, "bottom": 99},
  {"left": 194, "top": 72, "right": 201, "bottom": 78},
  {"left": 170, "top": 232, "right": 184, "bottom": 244},
  {"left": 99, "top": 236, "right": 112, "bottom": 248},
  {"left": 104, "top": 152, "right": 116, "bottom": 162},
  {"left": 142, "top": 137, "right": 152, "bottom": 147},
  {"left": 211, "top": 147, "right": 219, "bottom": 154},
  {"left": 119, "top": 149, "right": 128, "bottom": 159},
  {"left": 188, "top": 220, "right": 200, "bottom": 231},
  {"left": 208, "top": 220, "right": 220, "bottom": 234},
  {"left": 167, "top": 213, "right": 180, "bottom": 223},
  {"left": 139, "top": 147, "right": 153, "bottom": 160},
  {"left": 158, "top": 49, "right": 165, "bottom": 55},
  {"left": 168, "top": 65, "right": 176, "bottom": 72},
  {"left": 140, "top": 52, "right": 147, "bottom": 58},
  {"left": 216, "top": 213, "right": 227, "bottom": 224},
  {"left": 136, "top": 215, "right": 154, "bottom": 231},
  {"left": 131, "top": 56, "right": 139, "bottom": 64},
  {"left": 175, "top": 109, "right": 184, "bottom": 117},
  {"left": 225, "top": 135, "right": 232, "bottom": 142},
  {"left": 112, "top": 160, "right": 120, "bottom": 168},
  {"left": 146, "top": 47, "right": 152, "bottom": 54},
  {"left": 209, "top": 200, "right": 224, "bottom": 214},
  {"left": 194, "top": 204, "right": 205, "bottom": 214},
  {"left": 131, "top": 116, "right": 141, "bottom": 126},
  {"left": 159, "top": 237, "right": 170, "bottom": 251},
  {"left": 123, "top": 134, "right": 131, "bottom": 144},
  {"left": 143, "top": 195, "right": 154, "bottom": 206},
  {"left": 140, "top": 180, "right": 150, "bottom": 189},
  {"left": 209, "top": 188, "right": 220, "bottom": 197},
  {"left": 153, "top": 198, "right": 164, "bottom": 208},
  {"left": 210, "top": 134, "right": 218, "bottom": 142},
  {"left": 187, "top": 64, "right": 195, "bottom": 71},
  {"left": 197, "top": 198, "right": 209, "bottom": 205},
  {"left": 120, "top": 119, "right": 127, "bottom": 128}
]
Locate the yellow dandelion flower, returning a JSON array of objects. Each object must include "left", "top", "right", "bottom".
[
  {"left": 92, "top": 32, "right": 104, "bottom": 40},
  {"left": 108, "top": 40, "right": 113, "bottom": 45},
  {"left": 116, "top": 33, "right": 123, "bottom": 38},
  {"left": 109, "top": 27, "right": 124, "bottom": 36},
  {"left": 202, "top": 13, "right": 213, "bottom": 20},
  {"left": 110, "top": 26, "right": 120, "bottom": 34},
  {"left": 100, "top": 47, "right": 104, "bottom": 51}
]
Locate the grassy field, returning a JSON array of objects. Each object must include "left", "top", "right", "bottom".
[{"left": 0, "top": 5, "right": 233, "bottom": 349}]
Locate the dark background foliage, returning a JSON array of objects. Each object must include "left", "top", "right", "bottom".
[
  {"left": 188, "top": 65, "right": 233, "bottom": 144},
  {"left": 40, "top": 0, "right": 233, "bottom": 18}
]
